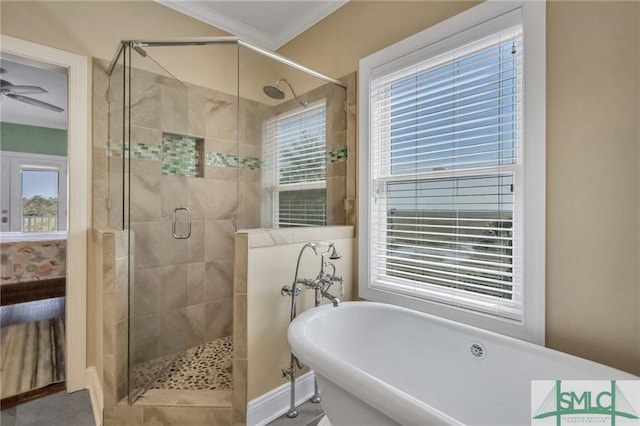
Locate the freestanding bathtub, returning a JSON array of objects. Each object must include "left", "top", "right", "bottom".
[{"left": 288, "top": 301, "right": 638, "bottom": 425}]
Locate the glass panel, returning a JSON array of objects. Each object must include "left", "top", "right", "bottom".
[
  {"left": 125, "top": 43, "right": 239, "bottom": 403},
  {"left": 126, "top": 44, "right": 190, "bottom": 403},
  {"left": 21, "top": 170, "right": 59, "bottom": 232},
  {"left": 108, "top": 46, "right": 126, "bottom": 230},
  {"left": 238, "top": 45, "right": 347, "bottom": 229}
]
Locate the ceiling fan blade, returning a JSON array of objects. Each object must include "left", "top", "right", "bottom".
[
  {"left": 4, "top": 85, "right": 48, "bottom": 95},
  {"left": 5, "top": 93, "right": 64, "bottom": 112}
]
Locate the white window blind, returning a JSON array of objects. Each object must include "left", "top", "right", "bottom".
[
  {"left": 263, "top": 102, "right": 327, "bottom": 228},
  {"left": 369, "top": 24, "right": 524, "bottom": 321}
]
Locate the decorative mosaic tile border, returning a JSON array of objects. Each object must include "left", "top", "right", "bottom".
[
  {"left": 205, "top": 152, "right": 261, "bottom": 170},
  {"left": 328, "top": 146, "right": 348, "bottom": 163},
  {"left": 131, "top": 143, "right": 162, "bottom": 160},
  {"left": 107, "top": 140, "right": 262, "bottom": 171}
]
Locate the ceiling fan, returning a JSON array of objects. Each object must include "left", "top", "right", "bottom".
[{"left": 0, "top": 67, "right": 64, "bottom": 112}]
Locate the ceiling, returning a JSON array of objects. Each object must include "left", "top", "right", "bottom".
[
  {"left": 155, "top": 0, "right": 348, "bottom": 50},
  {"left": 0, "top": 58, "right": 68, "bottom": 130},
  {"left": 0, "top": 1, "right": 347, "bottom": 131}
]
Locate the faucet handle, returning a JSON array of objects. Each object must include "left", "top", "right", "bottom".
[{"left": 330, "top": 275, "right": 344, "bottom": 297}]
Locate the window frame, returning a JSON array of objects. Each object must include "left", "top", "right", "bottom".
[
  {"left": 358, "top": 1, "right": 545, "bottom": 344},
  {"left": 262, "top": 100, "right": 328, "bottom": 228},
  {"left": 1, "top": 151, "right": 68, "bottom": 234}
]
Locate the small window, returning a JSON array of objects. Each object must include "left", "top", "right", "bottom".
[
  {"left": 21, "top": 169, "right": 60, "bottom": 232},
  {"left": 359, "top": 1, "right": 545, "bottom": 343},
  {"left": 263, "top": 101, "right": 327, "bottom": 228},
  {"left": 1, "top": 152, "right": 67, "bottom": 234}
]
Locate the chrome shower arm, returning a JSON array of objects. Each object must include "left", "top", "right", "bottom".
[{"left": 277, "top": 79, "right": 308, "bottom": 107}]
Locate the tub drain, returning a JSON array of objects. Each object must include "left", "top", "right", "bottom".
[{"left": 469, "top": 342, "right": 486, "bottom": 359}]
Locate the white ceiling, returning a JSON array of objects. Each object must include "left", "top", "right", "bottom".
[
  {"left": 155, "top": 0, "right": 348, "bottom": 50},
  {"left": 0, "top": 1, "right": 347, "bottom": 131},
  {"left": 0, "top": 58, "right": 68, "bottom": 130}
]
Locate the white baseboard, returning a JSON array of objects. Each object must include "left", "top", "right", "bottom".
[
  {"left": 86, "top": 366, "right": 103, "bottom": 426},
  {"left": 247, "top": 371, "right": 316, "bottom": 426}
]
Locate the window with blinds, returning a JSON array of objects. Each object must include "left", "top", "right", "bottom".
[
  {"left": 263, "top": 102, "right": 327, "bottom": 228},
  {"left": 369, "top": 22, "right": 524, "bottom": 320}
]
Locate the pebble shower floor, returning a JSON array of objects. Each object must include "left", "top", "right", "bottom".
[{"left": 133, "top": 336, "right": 233, "bottom": 391}]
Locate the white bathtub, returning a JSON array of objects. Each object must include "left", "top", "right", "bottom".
[{"left": 288, "top": 301, "right": 638, "bottom": 425}]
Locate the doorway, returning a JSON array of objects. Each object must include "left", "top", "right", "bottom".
[
  {"left": 0, "top": 53, "right": 69, "bottom": 408},
  {"left": 0, "top": 35, "right": 89, "bottom": 409}
]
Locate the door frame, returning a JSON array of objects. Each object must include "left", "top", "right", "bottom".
[{"left": 1, "top": 35, "right": 90, "bottom": 393}]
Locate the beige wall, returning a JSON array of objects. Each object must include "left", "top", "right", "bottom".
[
  {"left": 545, "top": 1, "right": 640, "bottom": 374},
  {"left": 240, "top": 226, "right": 355, "bottom": 401},
  {"left": 281, "top": 1, "right": 640, "bottom": 374}
]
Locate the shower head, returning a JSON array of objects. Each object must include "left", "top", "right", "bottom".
[
  {"left": 263, "top": 79, "right": 308, "bottom": 107},
  {"left": 263, "top": 84, "right": 285, "bottom": 100}
]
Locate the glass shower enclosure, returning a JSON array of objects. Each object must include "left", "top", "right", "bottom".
[{"left": 107, "top": 38, "right": 347, "bottom": 403}]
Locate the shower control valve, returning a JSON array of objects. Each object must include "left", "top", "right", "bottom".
[{"left": 296, "top": 278, "right": 320, "bottom": 290}]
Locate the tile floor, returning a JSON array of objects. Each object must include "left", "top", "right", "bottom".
[
  {"left": 0, "top": 389, "right": 325, "bottom": 426},
  {"left": 0, "top": 389, "right": 94, "bottom": 426},
  {"left": 267, "top": 400, "right": 326, "bottom": 426}
]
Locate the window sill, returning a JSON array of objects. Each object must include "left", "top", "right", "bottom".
[{"left": 0, "top": 231, "right": 67, "bottom": 243}]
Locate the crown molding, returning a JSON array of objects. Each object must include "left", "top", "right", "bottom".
[{"left": 155, "top": 1, "right": 348, "bottom": 50}]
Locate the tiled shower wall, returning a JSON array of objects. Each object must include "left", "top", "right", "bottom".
[
  {"left": 92, "top": 57, "right": 352, "bottom": 424},
  {"left": 94, "top": 59, "right": 270, "bottom": 371}
]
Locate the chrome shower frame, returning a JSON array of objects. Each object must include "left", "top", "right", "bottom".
[
  {"left": 106, "top": 35, "right": 347, "bottom": 405},
  {"left": 107, "top": 37, "right": 346, "bottom": 90}
]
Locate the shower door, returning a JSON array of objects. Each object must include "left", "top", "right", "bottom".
[{"left": 125, "top": 45, "right": 193, "bottom": 402}]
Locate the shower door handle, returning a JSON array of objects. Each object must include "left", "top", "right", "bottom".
[{"left": 172, "top": 207, "right": 192, "bottom": 239}]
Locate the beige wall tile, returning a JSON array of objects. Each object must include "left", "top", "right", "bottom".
[
  {"left": 232, "top": 359, "right": 247, "bottom": 425},
  {"left": 133, "top": 267, "right": 160, "bottom": 317},
  {"left": 159, "top": 265, "right": 188, "bottom": 310},
  {"left": 206, "top": 96, "right": 238, "bottom": 141},
  {"left": 205, "top": 180, "right": 238, "bottom": 221},
  {"left": 103, "top": 301, "right": 114, "bottom": 356},
  {"left": 205, "top": 260, "right": 234, "bottom": 302},
  {"left": 116, "top": 319, "right": 128, "bottom": 401},
  {"left": 160, "top": 176, "right": 188, "bottom": 221},
  {"left": 160, "top": 85, "right": 189, "bottom": 135},
  {"left": 132, "top": 313, "right": 160, "bottom": 364},
  {"left": 187, "top": 262, "right": 206, "bottom": 306},
  {"left": 113, "top": 404, "right": 144, "bottom": 426},
  {"left": 187, "top": 221, "right": 205, "bottom": 263},
  {"left": 115, "top": 257, "right": 128, "bottom": 322},
  {"left": 205, "top": 220, "right": 236, "bottom": 261},
  {"left": 234, "top": 234, "right": 248, "bottom": 294},
  {"left": 233, "top": 295, "right": 247, "bottom": 359},
  {"left": 205, "top": 298, "right": 233, "bottom": 341},
  {"left": 187, "top": 84, "right": 208, "bottom": 138},
  {"left": 130, "top": 222, "right": 162, "bottom": 268},
  {"left": 156, "top": 310, "right": 190, "bottom": 355},
  {"left": 131, "top": 126, "right": 162, "bottom": 146},
  {"left": 137, "top": 389, "right": 232, "bottom": 407},
  {"left": 182, "top": 304, "right": 205, "bottom": 348},
  {"left": 142, "top": 407, "right": 232, "bottom": 426},
  {"left": 130, "top": 175, "right": 161, "bottom": 222}
]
